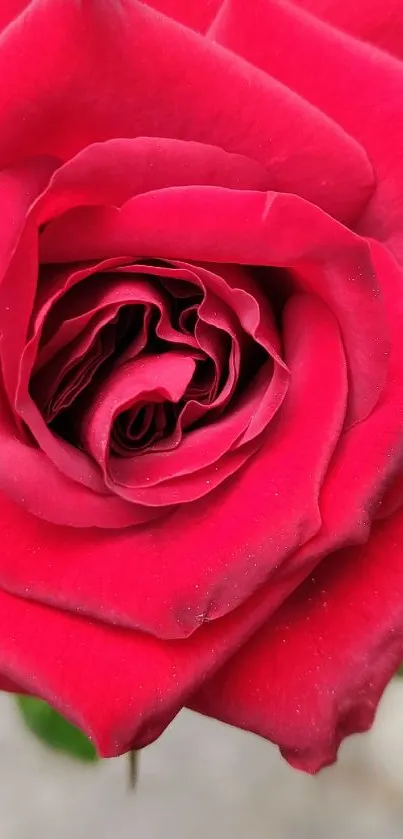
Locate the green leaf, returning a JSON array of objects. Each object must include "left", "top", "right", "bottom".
[{"left": 15, "top": 695, "right": 98, "bottom": 762}]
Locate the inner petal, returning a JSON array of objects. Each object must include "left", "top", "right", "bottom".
[
  {"left": 31, "top": 307, "right": 137, "bottom": 423},
  {"left": 80, "top": 352, "right": 197, "bottom": 469},
  {"left": 110, "top": 402, "right": 176, "bottom": 456}
]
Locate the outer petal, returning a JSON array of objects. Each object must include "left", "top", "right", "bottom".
[
  {"left": 35, "top": 137, "right": 271, "bottom": 221},
  {"left": 0, "top": 0, "right": 372, "bottom": 222},
  {"left": 0, "top": 533, "right": 354, "bottom": 756},
  {"left": 0, "top": 676, "right": 23, "bottom": 693},
  {"left": 0, "top": 156, "right": 56, "bottom": 280},
  {"left": 190, "top": 510, "right": 403, "bottom": 773},
  {"left": 0, "top": 156, "right": 57, "bottom": 407},
  {"left": 189, "top": 238, "right": 403, "bottom": 772},
  {"left": 0, "top": 0, "right": 30, "bottom": 33},
  {"left": 294, "top": 0, "right": 403, "bottom": 58},
  {"left": 207, "top": 0, "right": 403, "bottom": 257},
  {"left": 140, "top": 0, "right": 223, "bottom": 32}
]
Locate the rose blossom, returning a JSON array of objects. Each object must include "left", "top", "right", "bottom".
[{"left": 0, "top": 0, "right": 403, "bottom": 773}]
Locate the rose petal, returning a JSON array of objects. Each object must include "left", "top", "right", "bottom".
[
  {"left": 133, "top": 438, "right": 262, "bottom": 505},
  {"left": 141, "top": 0, "right": 222, "bottom": 32},
  {"left": 293, "top": 0, "right": 403, "bottom": 58},
  {"left": 0, "top": 497, "right": 364, "bottom": 756},
  {"left": 0, "top": 0, "right": 30, "bottom": 32},
  {"left": 81, "top": 352, "right": 196, "bottom": 468},
  {"left": 207, "top": 0, "right": 403, "bottom": 258},
  {"left": 271, "top": 239, "right": 403, "bottom": 585},
  {"left": 6, "top": 486, "right": 401, "bottom": 761},
  {"left": 0, "top": 575, "right": 286, "bottom": 755},
  {"left": 190, "top": 510, "right": 403, "bottom": 773},
  {"left": 36, "top": 137, "right": 271, "bottom": 222},
  {"left": 0, "top": 386, "right": 156, "bottom": 528},
  {"left": 33, "top": 262, "right": 197, "bottom": 369},
  {"left": 112, "top": 403, "right": 162, "bottom": 455},
  {"left": 0, "top": 0, "right": 372, "bottom": 222},
  {"left": 0, "top": 157, "right": 57, "bottom": 405}
]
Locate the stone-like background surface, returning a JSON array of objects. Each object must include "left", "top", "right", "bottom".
[{"left": 1, "top": 682, "right": 403, "bottom": 838}]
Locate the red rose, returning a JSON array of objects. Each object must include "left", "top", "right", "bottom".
[{"left": 0, "top": 0, "right": 403, "bottom": 773}]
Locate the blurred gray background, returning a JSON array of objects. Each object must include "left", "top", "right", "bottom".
[{"left": 1, "top": 683, "right": 403, "bottom": 838}]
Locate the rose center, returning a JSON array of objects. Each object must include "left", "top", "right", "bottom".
[{"left": 29, "top": 260, "right": 274, "bottom": 464}]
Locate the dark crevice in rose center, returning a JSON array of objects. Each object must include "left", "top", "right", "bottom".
[
  {"left": 111, "top": 401, "right": 178, "bottom": 456},
  {"left": 253, "top": 266, "right": 294, "bottom": 336}
]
